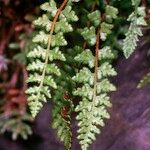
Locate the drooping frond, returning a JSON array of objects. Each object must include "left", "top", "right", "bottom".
[
  {"left": 123, "top": 1, "right": 147, "bottom": 58},
  {"left": 26, "top": 0, "right": 78, "bottom": 118},
  {"left": 73, "top": 5, "right": 118, "bottom": 150},
  {"left": 26, "top": 0, "right": 80, "bottom": 149}
]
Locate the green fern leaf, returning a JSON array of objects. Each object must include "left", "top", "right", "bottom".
[
  {"left": 88, "top": 10, "right": 101, "bottom": 27},
  {"left": 73, "top": 5, "right": 118, "bottom": 149},
  {"left": 26, "top": 0, "right": 79, "bottom": 149},
  {"left": 79, "top": 27, "right": 96, "bottom": 46},
  {"left": 138, "top": 72, "right": 150, "bottom": 88},
  {"left": 123, "top": 6, "right": 147, "bottom": 58}
]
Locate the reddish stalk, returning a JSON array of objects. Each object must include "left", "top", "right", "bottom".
[{"left": 38, "top": 0, "right": 68, "bottom": 98}]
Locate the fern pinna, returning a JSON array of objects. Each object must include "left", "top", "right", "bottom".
[{"left": 72, "top": 5, "right": 118, "bottom": 150}]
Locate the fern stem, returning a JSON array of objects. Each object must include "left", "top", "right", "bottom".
[
  {"left": 37, "top": 0, "right": 68, "bottom": 101},
  {"left": 92, "top": 28, "right": 100, "bottom": 107}
]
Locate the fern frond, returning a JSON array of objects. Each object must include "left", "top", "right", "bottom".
[
  {"left": 52, "top": 71, "right": 74, "bottom": 150},
  {"left": 26, "top": 0, "right": 77, "bottom": 118},
  {"left": 0, "top": 112, "right": 33, "bottom": 140},
  {"left": 52, "top": 107, "right": 72, "bottom": 149},
  {"left": 123, "top": 2, "right": 147, "bottom": 58},
  {"left": 52, "top": 95, "right": 73, "bottom": 150},
  {"left": 27, "top": 0, "right": 80, "bottom": 149},
  {"left": 73, "top": 5, "right": 118, "bottom": 150}
]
